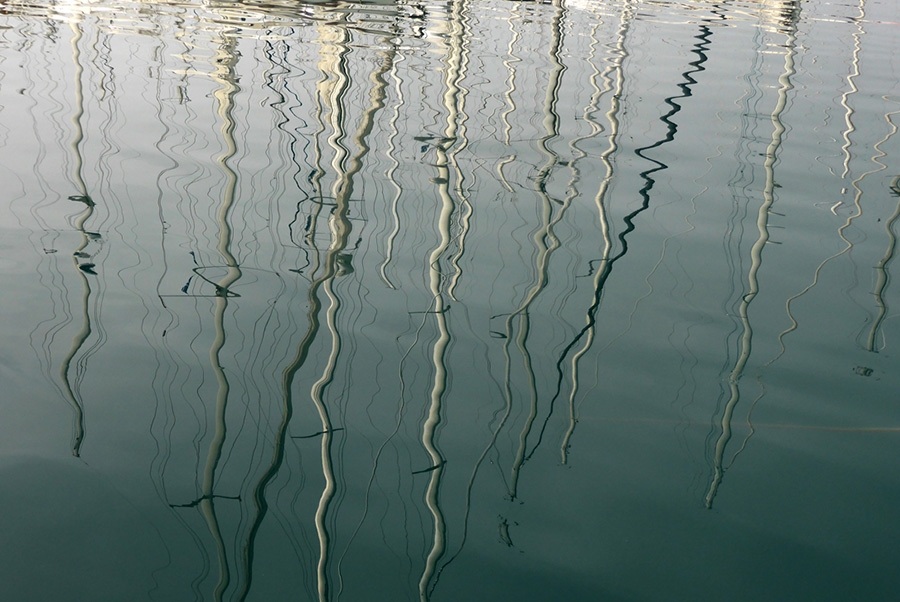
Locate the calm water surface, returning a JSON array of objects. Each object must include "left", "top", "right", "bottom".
[{"left": 1, "top": 0, "right": 899, "bottom": 600}]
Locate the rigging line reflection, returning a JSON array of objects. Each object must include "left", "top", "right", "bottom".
[
  {"left": 500, "top": 1, "right": 521, "bottom": 149},
  {"left": 418, "top": 0, "right": 478, "bottom": 596},
  {"left": 59, "top": 17, "right": 98, "bottom": 458},
  {"left": 706, "top": 2, "right": 798, "bottom": 509},
  {"left": 378, "top": 51, "right": 406, "bottom": 289},
  {"left": 560, "top": 5, "right": 632, "bottom": 465},
  {"left": 168, "top": 32, "right": 244, "bottom": 602},
  {"left": 526, "top": 18, "right": 714, "bottom": 465},
  {"left": 309, "top": 17, "right": 397, "bottom": 602},
  {"left": 838, "top": 0, "right": 865, "bottom": 186},
  {"left": 444, "top": 0, "right": 471, "bottom": 302},
  {"left": 227, "top": 39, "right": 303, "bottom": 602},
  {"left": 149, "top": 30, "right": 216, "bottom": 602},
  {"left": 434, "top": 0, "right": 628, "bottom": 546},
  {"left": 869, "top": 173, "right": 900, "bottom": 352},
  {"left": 706, "top": 12, "right": 768, "bottom": 476},
  {"left": 772, "top": 105, "right": 900, "bottom": 361},
  {"left": 505, "top": 0, "right": 569, "bottom": 503}
]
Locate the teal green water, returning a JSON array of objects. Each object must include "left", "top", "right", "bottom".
[{"left": 0, "top": 0, "right": 898, "bottom": 600}]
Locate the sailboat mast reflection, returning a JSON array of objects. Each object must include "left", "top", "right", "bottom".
[
  {"left": 419, "top": 0, "right": 472, "bottom": 596},
  {"left": 307, "top": 14, "right": 396, "bottom": 601},
  {"left": 202, "top": 32, "right": 244, "bottom": 601},
  {"left": 431, "top": 3, "right": 636, "bottom": 585},
  {"left": 705, "top": 0, "right": 799, "bottom": 509},
  {"left": 869, "top": 173, "right": 900, "bottom": 352},
  {"left": 59, "top": 16, "right": 98, "bottom": 457},
  {"left": 165, "top": 30, "right": 244, "bottom": 602},
  {"left": 529, "top": 8, "right": 714, "bottom": 473},
  {"left": 559, "top": 3, "right": 633, "bottom": 464},
  {"left": 504, "top": 0, "right": 570, "bottom": 502}
]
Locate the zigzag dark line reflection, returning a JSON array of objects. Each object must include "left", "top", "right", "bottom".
[{"left": 524, "top": 18, "right": 715, "bottom": 466}]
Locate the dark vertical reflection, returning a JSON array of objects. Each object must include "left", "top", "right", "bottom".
[
  {"left": 59, "top": 17, "right": 96, "bottom": 457},
  {"left": 869, "top": 174, "right": 900, "bottom": 351},
  {"left": 505, "top": 0, "right": 569, "bottom": 501},
  {"left": 529, "top": 12, "right": 714, "bottom": 467},
  {"left": 865, "top": 136, "right": 900, "bottom": 352},
  {"left": 298, "top": 15, "right": 397, "bottom": 602},
  {"left": 229, "top": 39, "right": 299, "bottom": 602},
  {"left": 559, "top": 3, "right": 633, "bottom": 464},
  {"left": 706, "top": 2, "right": 799, "bottom": 509},
  {"left": 432, "top": 4, "right": 634, "bottom": 586}
]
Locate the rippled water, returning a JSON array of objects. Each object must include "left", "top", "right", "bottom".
[{"left": 1, "top": 0, "right": 898, "bottom": 600}]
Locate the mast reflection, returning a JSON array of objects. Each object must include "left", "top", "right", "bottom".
[{"left": 706, "top": 0, "right": 799, "bottom": 508}]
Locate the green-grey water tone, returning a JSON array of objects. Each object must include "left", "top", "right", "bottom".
[{"left": 0, "top": 0, "right": 898, "bottom": 600}]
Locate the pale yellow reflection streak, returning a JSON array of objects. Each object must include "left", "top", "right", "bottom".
[
  {"left": 419, "top": 0, "right": 478, "bottom": 594},
  {"left": 379, "top": 53, "right": 406, "bottom": 289},
  {"left": 313, "top": 18, "right": 396, "bottom": 601},
  {"left": 493, "top": 2, "right": 521, "bottom": 194},
  {"left": 838, "top": 0, "right": 865, "bottom": 183},
  {"left": 772, "top": 107, "right": 900, "bottom": 361},
  {"left": 506, "top": 0, "right": 568, "bottom": 499},
  {"left": 500, "top": 3, "right": 521, "bottom": 146},
  {"left": 444, "top": 0, "right": 471, "bottom": 301},
  {"left": 310, "top": 23, "right": 348, "bottom": 602},
  {"left": 561, "top": 6, "right": 631, "bottom": 464},
  {"left": 59, "top": 18, "right": 92, "bottom": 458},
  {"left": 706, "top": 7, "right": 797, "bottom": 509},
  {"left": 199, "top": 33, "right": 242, "bottom": 602}
]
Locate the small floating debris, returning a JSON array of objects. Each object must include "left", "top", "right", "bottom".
[{"left": 853, "top": 366, "right": 873, "bottom": 377}]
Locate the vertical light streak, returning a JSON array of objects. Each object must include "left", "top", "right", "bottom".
[
  {"left": 838, "top": 0, "right": 865, "bottom": 184},
  {"left": 311, "top": 17, "right": 396, "bottom": 601},
  {"left": 310, "top": 22, "right": 348, "bottom": 602},
  {"left": 419, "top": 0, "right": 471, "bottom": 595},
  {"left": 706, "top": 4, "right": 798, "bottom": 509},
  {"left": 506, "top": 0, "right": 568, "bottom": 499},
  {"left": 378, "top": 52, "right": 406, "bottom": 289},
  {"left": 560, "top": 5, "right": 631, "bottom": 463},
  {"left": 59, "top": 18, "right": 92, "bottom": 457},
  {"left": 444, "top": 0, "right": 471, "bottom": 301},
  {"left": 199, "top": 32, "right": 243, "bottom": 602}
]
